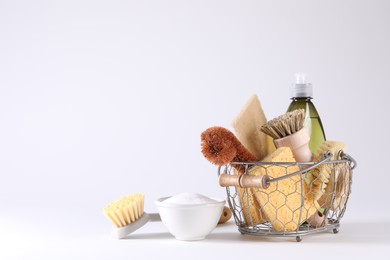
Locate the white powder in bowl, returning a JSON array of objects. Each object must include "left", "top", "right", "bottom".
[{"left": 163, "top": 193, "right": 219, "bottom": 205}]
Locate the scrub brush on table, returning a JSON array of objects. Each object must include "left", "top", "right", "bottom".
[{"left": 103, "top": 193, "right": 160, "bottom": 239}]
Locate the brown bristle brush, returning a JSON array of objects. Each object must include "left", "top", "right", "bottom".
[
  {"left": 260, "top": 109, "right": 312, "bottom": 162},
  {"left": 201, "top": 126, "right": 258, "bottom": 168}
]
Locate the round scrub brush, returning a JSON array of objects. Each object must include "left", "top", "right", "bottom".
[
  {"left": 201, "top": 126, "right": 258, "bottom": 168},
  {"left": 261, "top": 109, "right": 312, "bottom": 162}
]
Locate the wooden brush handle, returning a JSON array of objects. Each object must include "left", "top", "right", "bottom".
[
  {"left": 273, "top": 128, "right": 313, "bottom": 162},
  {"left": 219, "top": 173, "right": 270, "bottom": 189}
]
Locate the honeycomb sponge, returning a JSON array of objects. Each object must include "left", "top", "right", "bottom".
[
  {"left": 232, "top": 168, "right": 268, "bottom": 226},
  {"left": 249, "top": 147, "right": 318, "bottom": 232}
]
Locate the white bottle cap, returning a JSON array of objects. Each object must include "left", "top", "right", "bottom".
[{"left": 291, "top": 73, "right": 313, "bottom": 98}]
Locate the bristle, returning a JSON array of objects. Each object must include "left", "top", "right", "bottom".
[
  {"left": 261, "top": 109, "right": 305, "bottom": 139},
  {"left": 200, "top": 126, "right": 258, "bottom": 166},
  {"left": 133, "top": 202, "right": 139, "bottom": 220},
  {"left": 123, "top": 206, "right": 130, "bottom": 224},
  {"left": 314, "top": 141, "right": 346, "bottom": 160},
  {"left": 130, "top": 205, "right": 135, "bottom": 221},
  {"left": 103, "top": 193, "right": 145, "bottom": 228},
  {"left": 117, "top": 209, "right": 126, "bottom": 226},
  {"left": 104, "top": 211, "right": 121, "bottom": 227},
  {"left": 110, "top": 210, "right": 123, "bottom": 227}
]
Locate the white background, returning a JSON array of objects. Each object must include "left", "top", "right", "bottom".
[{"left": 1, "top": 0, "right": 390, "bottom": 259}]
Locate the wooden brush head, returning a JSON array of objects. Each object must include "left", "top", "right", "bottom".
[{"left": 261, "top": 109, "right": 305, "bottom": 139}]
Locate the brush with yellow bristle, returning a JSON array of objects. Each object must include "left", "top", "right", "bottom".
[
  {"left": 306, "top": 141, "right": 346, "bottom": 202},
  {"left": 103, "top": 193, "right": 160, "bottom": 239},
  {"left": 313, "top": 141, "right": 349, "bottom": 210},
  {"left": 305, "top": 141, "right": 348, "bottom": 227}
]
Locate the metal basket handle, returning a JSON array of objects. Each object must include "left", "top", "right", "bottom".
[
  {"left": 340, "top": 151, "right": 357, "bottom": 170},
  {"left": 219, "top": 152, "right": 336, "bottom": 189}
]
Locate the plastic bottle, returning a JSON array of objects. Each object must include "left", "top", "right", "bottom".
[{"left": 287, "top": 73, "right": 326, "bottom": 153}]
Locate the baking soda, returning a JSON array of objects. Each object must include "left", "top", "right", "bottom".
[{"left": 164, "top": 193, "right": 218, "bottom": 205}]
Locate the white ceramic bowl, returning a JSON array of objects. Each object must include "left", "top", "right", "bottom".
[{"left": 155, "top": 196, "right": 225, "bottom": 241}]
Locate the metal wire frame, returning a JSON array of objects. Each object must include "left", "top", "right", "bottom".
[{"left": 217, "top": 152, "right": 356, "bottom": 242}]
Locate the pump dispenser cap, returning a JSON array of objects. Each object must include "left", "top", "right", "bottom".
[{"left": 291, "top": 73, "right": 313, "bottom": 98}]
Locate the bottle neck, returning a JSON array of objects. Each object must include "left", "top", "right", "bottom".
[{"left": 291, "top": 97, "right": 312, "bottom": 102}]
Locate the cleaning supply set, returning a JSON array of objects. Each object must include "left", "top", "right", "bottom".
[
  {"left": 201, "top": 74, "right": 357, "bottom": 242},
  {"left": 102, "top": 73, "right": 356, "bottom": 242},
  {"left": 103, "top": 193, "right": 161, "bottom": 239}
]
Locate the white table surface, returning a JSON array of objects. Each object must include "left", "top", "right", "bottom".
[{"left": 2, "top": 212, "right": 389, "bottom": 260}]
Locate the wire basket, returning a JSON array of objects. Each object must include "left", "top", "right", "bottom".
[{"left": 217, "top": 151, "right": 357, "bottom": 242}]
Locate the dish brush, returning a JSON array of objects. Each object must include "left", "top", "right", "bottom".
[
  {"left": 261, "top": 109, "right": 312, "bottom": 162},
  {"left": 314, "top": 141, "right": 348, "bottom": 210},
  {"left": 103, "top": 193, "right": 160, "bottom": 239}
]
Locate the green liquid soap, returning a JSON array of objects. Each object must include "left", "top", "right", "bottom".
[{"left": 287, "top": 74, "right": 326, "bottom": 153}]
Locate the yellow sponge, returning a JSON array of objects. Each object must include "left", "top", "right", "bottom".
[
  {"left": 233, "top": 168, "right": 268, "bottom": 226},
  {"left": 249, "top": 147, "right": 318, "bottom": 232}
]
